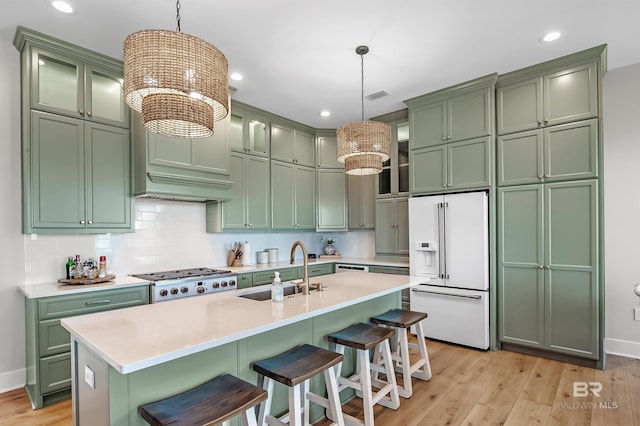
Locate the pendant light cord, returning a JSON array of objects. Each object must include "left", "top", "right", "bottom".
[
  {"left": 176, "top": 0, "right": 182, "bottom": 32},
  {"left": 360, "top": 52, "right": 365, "bottom": 121}
]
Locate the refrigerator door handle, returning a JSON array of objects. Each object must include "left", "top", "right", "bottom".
[
  {"left": 438, "top": 202, "right": 446, "bottom": 279},
  {"left": 411, "top": 288, "right": 482, "bottom": 300}
]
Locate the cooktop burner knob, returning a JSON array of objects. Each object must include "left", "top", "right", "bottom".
[
  {"left": 170, "top": 287, "right": 179, "bottom": 295},
  {"left": 212, "top": 282, "right": 220, "bottom": 288},
  {"left": 159, "top": 289, "right": 168, "bottom": 297},
  {"left": 197, "top": 287, "right": 205, "bottom": 294},
  {"left": 229, "top": 280, "right": 236, "bottom": 287},
  {"left": 181, "top": 286, "right": 189, "bottom": 294},
  {"left": 221, "top": 281, "right": 228, "bottom": 287}
]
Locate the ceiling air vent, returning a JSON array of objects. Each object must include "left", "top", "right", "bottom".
[{"left": 365, "top": 90, "right": 391, "bottom": 101}]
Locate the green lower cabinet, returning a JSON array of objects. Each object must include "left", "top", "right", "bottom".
[
  {"left": 252, "top": 267, "right": 300, "bottom": 286},
  {"left": 498, "top": 180, "right": 599, "bottom": 359},
  {"left": 236, "top": 273, "right": 253, "bottom": 289},
  {"left": 305, "top": 263, "right": 334, "bottom": 278}
]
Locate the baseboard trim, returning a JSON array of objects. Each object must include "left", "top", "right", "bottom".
[
  {"left": 0, "top": 368, "right": 25, "bottom": 394},
  {"left": 603, "top": 338, "right": 640, "bottom": 359},
  {"left": 501, "top": 343, "right": 600, "bottom": 369}
]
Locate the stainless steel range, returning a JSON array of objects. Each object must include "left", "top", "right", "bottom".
[{"left": 131, "top": 267, "right": 237, "bottom": 303}]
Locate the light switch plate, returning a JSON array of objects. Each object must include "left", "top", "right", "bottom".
[
  {"left": 634, "top": 308, "right": 640, "bottom": 321},
  {"left": 84, "top": 365, "right": 95, "bottom": 389}
]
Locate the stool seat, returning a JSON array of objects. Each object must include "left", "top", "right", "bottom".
[
  {"left": 139, "top": 373, "right": 267, "bottom": 426},
  {"left": 327, "top": 322, "right": 395, "bottom": 350},
  {"left": 253, "top": 344, "right": 343, "bottom": 387},
  {"left": 371, "top": 308, "right": 427, "bottom": 329}
]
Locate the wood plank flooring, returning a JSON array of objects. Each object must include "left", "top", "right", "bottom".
[{"left": 1, "top": 339, "right": 638, "bottom": 425}]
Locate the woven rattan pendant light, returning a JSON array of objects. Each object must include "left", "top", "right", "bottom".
[
  {"left": 336, "top": 46, "right": 390, "bottom": 175},
  {"left": 123, "top": 0, "right": 228, "bottom": 138}
]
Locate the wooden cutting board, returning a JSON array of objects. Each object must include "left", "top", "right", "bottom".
[{"left": 57, "top": 275, "right": 115, "bottom": 285}]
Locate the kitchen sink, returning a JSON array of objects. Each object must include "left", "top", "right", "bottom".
[{"left": 237, "top": 285, "right": 299, "bottom": 301}]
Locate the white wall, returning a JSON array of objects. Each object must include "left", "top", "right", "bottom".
[{"left": 602, "top": 63, "right": 640, "bottom": 359}]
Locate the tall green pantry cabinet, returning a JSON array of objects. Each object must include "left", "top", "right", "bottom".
[
  {"left": 14, "top": 27, "right": 133, "bottom": 233},
  {"left": 496, "top": 45, "right": 606, "bottom": 367}
]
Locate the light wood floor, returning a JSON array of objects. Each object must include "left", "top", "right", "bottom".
[{"left": 1, "top": 339, "right": 638, "bottom": 425}]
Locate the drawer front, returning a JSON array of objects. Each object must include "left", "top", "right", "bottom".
[
  {"left": 38, "top": 319, "right": 70, "bottom": 357},
  {"left": 253, "top": 268, "right": 299, "bottom": 286},
  {"left": 39, "top": 352, "right": 72, "bottom": 394},
  {"left": 38, "top": 286, "right": 149, "bottom": 320},
  {"left": 307, "top": 263, "right": 334, "bottom": 277},
  {"left": 237, "top": 273, "right": 253, "bottom": 289},
  {"left": 369, "top": 266, "right": 410, "bottom": 275}
]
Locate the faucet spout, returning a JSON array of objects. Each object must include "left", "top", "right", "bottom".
[{"left": 290, "top": 240, "right": 308, "bottom": 294}]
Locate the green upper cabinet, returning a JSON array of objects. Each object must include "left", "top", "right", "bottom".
[
  {"left": 375, "top": 197, "right": 409, "bottom": 256},
  {"left": 347, "top": 174, "right": 375, "bottom": 229},
  {"left": 271, "top": 161, "right": 316, "bottom": 230},
  {"left": 206, "top": 152, "right": 270, "bottom": 232},
  {"left": 229, "top": 102, "right": 269, "bottom": 157},
  {"left": 26, "top": 41, "right": 128, "bottom": 128},
  {"left": 132, "top": 110, "right": 232, "bottom": 201},
  {"left": 371, "top": 111, "right": 410, "bottom": 198},
  {"left": 498, "top": 119, "right": 598, "bottom": 186},
  {"left": 271, "top": 122, "right": 316, "bottom": 167},
  {"left": 496, "top": 46, "right": 606, "bottom": 135},
  {"left": 316, "top": 133, "right": 343, "bottom": 169},
  {"left": 411, "top": 136, "right": 492, "bottom": 195},
  {"left": 316, "top": 169, "right": 347, "bottom": 231},
  {"left": 406, "top": 75, "right": 496, "bottom": 149},
  {"left": 28, "top": 111, "right": 131, "bottom": 232}
]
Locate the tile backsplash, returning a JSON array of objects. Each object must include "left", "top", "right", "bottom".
[{"left": 23, "top": 199, "right": 375, "bottom": 284}]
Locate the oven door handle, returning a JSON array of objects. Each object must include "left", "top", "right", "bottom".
[{"left": 411, "top": 288, "right": 482, "bottom": 300}]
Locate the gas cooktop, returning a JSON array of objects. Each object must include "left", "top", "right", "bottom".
[{"left": 131, "top": 267, "right": 233, "bottom": 282}]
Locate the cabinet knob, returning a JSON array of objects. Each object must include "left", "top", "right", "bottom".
[
  {"left": 80, "top": 220, "right": 85, "bottom": 224},
  {"left": 442, "top": 137, "right": 447, "bottom": 141},
  {"left": 539, "top": 265, "right": 544, "bottom": 269},
  {"left": 538, "top": 175, "right": 544, "bottom": 179},
  {"left": 447, "top": 136, "right": 451, "bottom": 140},
  {"left": 544, "top": 119, "right": 549, "bottom": 125},
  {"left": 248, "top": 223, "right": 252, "bottom": 227},
  {"left": 544, "top": 174, "right": 550, "bottom": 178},
  {"left": 87, "top": 111, "right": 92, "bottom": 117},
  {"left": 78, "top": 109, "right": 84, "bottom": 115},
  {"left": 88, "top": 220, "right": 93, "bottom": 224},
  {"left": 537, "top": 121, "right": 542, "bottom": 126}
]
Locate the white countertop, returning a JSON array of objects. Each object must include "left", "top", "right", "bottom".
[
  {"left": 61, "top": 272, "right": 423, "bottom": 374},
  {"left": 226, "top": 257, "right": 409, "bottom": 274}
]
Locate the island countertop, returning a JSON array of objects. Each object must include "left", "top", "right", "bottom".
[{"left": 61, "top": 272, "right": 423, "bottom": 374}]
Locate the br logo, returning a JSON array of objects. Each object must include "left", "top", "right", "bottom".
[{"left": 573, "top": 382, "right": 602, "bottom": 397}]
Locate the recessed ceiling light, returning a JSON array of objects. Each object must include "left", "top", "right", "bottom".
[
  {"left": 230, "top": 73, "right": 243, "bottom": 81},
  {"left": 542, "top": 31, "right": 561, "bottom": 42},
  {"left": 52, "top": 1, "right": 74, "bottom": 14},
  {"left": 320, "top": 110, "right": 331, "bottom": 117}
]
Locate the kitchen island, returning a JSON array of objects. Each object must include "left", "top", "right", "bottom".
[{"left": 61, "top": 271, "right": 423, "bottom": 426}]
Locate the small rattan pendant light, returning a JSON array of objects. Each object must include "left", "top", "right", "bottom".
[
  {"left": 123, "top": 0, "right": 228, "bottom": 138},
  {"left": 336, "top": 45, "right": 391, "bottom": 175}
]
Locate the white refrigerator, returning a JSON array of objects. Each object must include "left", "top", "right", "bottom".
[{"left": 409, "top": 190, "right": 489, "bottom": 350}]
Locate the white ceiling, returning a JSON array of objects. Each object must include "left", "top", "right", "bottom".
[{"left": 2, "top": 0, "right": 639, "bottom": 129}]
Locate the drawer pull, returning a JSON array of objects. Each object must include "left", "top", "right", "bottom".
[{"left": 85, "top": 299, "right": 111, "bottom": 306}]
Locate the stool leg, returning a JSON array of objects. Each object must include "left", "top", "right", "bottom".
[
  {"left": 241, "top": 408, "right": 259, "bottom": 426},
  {"left": 288, "top": 383, "right": 303, "bottom": 426},
  {"left": 397, "top": 327, "right": 413, "bottom": 398},
  {"left": 257, "top": 375, "right": 274, "bottom": 426},
  {"left": 413, "top": 322, "right": 432, "bottom": 381},
  {"left": 323, "top": 367, "right": 346, "bottom": 426},
  {"left": 358, "top": 349, "right": 375, "bottom": 426}
]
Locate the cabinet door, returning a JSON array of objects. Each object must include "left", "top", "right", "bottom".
[
  {"left": 39, "top": 353, "right": 72, "bottom": 395},
  {"left": 30, "top": 46, "right": 84, "bottom": 119},
  {"left": 148, "top": 132, "right": 193, "bottom": 169},
  {"left": 449, "top": 88, "right": 492, "bottom": 141},
  {"left": 496, "top": 77, "right": 543, "bottom": 134},
  {"left": 544, "top": 62, "right": 598, "bottom": 127},
  {"left": 395, "top": 197, "right": 410, "bottom": 255},
  {"left": 85, "top": 64, "right": 128, "bottom": 127},
  {"left": 221, "top": 152, "right": 247, "bottom": 229},
  {"left": 544, "top": 180, "right": 598, "bottom": 358},
  {"left": 246, "top": 155, "right": 270, "bottom": 229},
  {"left": 30, "top": 111, "right": 85, "bottom": 230},
  {"left": 448, "top": 137, "right": 491, "bottom": 190},
  {"left": 294, "top": 131, "right": 316, "bottom": 167},
  {"left": 230, "top": 113, "right": 245, "bottom": 153},
  {"left": 317, "top": 135, "right": 343, "bottom": 169},
  {"left": 410, "top": 146, "right": 446, "bottom": 194},
  {"left": 271, "top": 161, "right": 295, "bottom": 229},
  {"left": 544, "top": 119, "right": 598, "bottom": 182},
  {"left": 247, "top": 117, "right": 269, "bottom": 156},
  {"left": 294, "top": 165, "right": 316, "bottom": 229},
  {"left": 497, "top": 129, "right": 544, "bottom": 186},
  {"left": 347, "top": 175, "right": 375, "bottom": 229},
  {"left": 409, "top": 101, "right": 447, "bottom": 149},
  {"left": 85, "top": 123, "right": 132, "bottom": 230},
  {"left": 192, "top": 112, "right": 230, "bottom": 175},
  {"left": 271, "top": 123, "right": 295, "bottom": 163},
  {"left": 317, "top": 169, "right": 347, "bottom": 231},
  {"left": 375, "top": 199, "right": 397, "bottom": 254},
  {"left": 498, "top": 185, "right": 545, "bottom": 348}
]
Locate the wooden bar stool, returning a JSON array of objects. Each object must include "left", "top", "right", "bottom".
[
  {"left": 370, "top": 309, "right": 432, "bottom": 398},
  {"left": 139, "top": 373, "right": 268, "bottom": 426},
  {"left": 252, "top": 343, "right": 345, "bottom": 426},
  {"left": 328, "top": 323, "right": 400, "bottom": 426}
]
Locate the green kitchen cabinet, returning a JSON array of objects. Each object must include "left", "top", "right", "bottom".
[
  {"left": 206, "top": 152, "right": 270, "bottom": 231},
  {"left": 132, "top": 109, "right": 232, "bottom": 201},
  {"left": 24, "top": 285, "right": 149, "bottom": 408},
  {"left": 316, "top": 168, "right": 347, "bottom": 231},
  {"left": 375, "top": 197, "right": 409, "bottom": 256},
  {"left": 372, "top": 111, "right": 410, "bottom": 198},
  {"left": 305, "top": 263, "right": 335, "bottom": 278},
  {"left": 347, "top": 174, "right": 375, "bottom": 229},
  {"left": 406, "top": 75, "right": 496, "bottom": 149},
  {"left": 16, "top": 27, "right": 129, "bottom": 129},
  {"left": 498, "top": 119, "right": 598, "bottom": 186},
  {"left": 230, "top": 103, "right": 269, "bottom": 157},
  {"left": 497, "top": 61, "right": 599, "bottom": 135},
  {"left": 26, "top": 111, "right": 132, "bottom": 233},
  {"left": 410, "top": 137, "right": 491, "bottom": 195},
  {"left": 316, "top": 133, "right": 343, "bottom": 169},
  {"left": 498, "top": 180, "right": 599, "bottom": 359},
  {"left": 253, "top": 267, "right": 300, "bottom": 286},
  {"left": 271, "top": 122, "right": 316, "bottom": 167},
  {"left": 271, "top": 160, "right": 316, "bottom": 230}
]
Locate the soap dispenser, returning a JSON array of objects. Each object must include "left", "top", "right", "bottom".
[{"left": 271, "top": 271, "right": 283, "bottom": 302}]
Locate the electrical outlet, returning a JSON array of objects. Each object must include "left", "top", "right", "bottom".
[
  {"left": 634, "top": 308, "right": 640, "bottom": 321},
  {"left": 84, "top": 365, "right": 95, "bottom": 389}
]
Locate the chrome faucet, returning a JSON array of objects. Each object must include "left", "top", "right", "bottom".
[{"left": 290, "top": 240, "right": 308, "bottom": 294}]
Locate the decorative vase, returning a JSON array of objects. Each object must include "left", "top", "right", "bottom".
[{"left": 323, "top": 244, "right": 337, "bottom": 255}]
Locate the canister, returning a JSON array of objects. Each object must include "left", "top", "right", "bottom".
[
  {"left": 256, "top": 251, "right": 269, "bottom": 264},
  {"left": 266, "top": 248, "right": 278, "bottom": 263}
]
